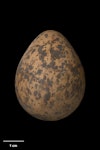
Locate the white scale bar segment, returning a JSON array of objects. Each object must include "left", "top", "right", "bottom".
[{"left": 3, "top": 140, "right": 24, "bottom": 142}]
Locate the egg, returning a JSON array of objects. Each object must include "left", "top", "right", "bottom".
[{"left": 15, "top": 30, "right": 85, "bottom": 121}]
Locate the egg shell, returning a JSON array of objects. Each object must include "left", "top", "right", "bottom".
[{"left": 15, "top": 30, "right": 85, "bottom": 121}]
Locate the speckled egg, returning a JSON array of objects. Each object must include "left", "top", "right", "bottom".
[{"left": 15, "top": 30, "right": 85, "bottom": 121}]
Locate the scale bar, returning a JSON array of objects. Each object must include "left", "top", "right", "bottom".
[{"left": 3, "top": 140, "right": 24, "bottom": 143}]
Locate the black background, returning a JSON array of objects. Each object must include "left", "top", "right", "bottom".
[{"left": 0, "top": 2, "right": 99, "bottom": 149}]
